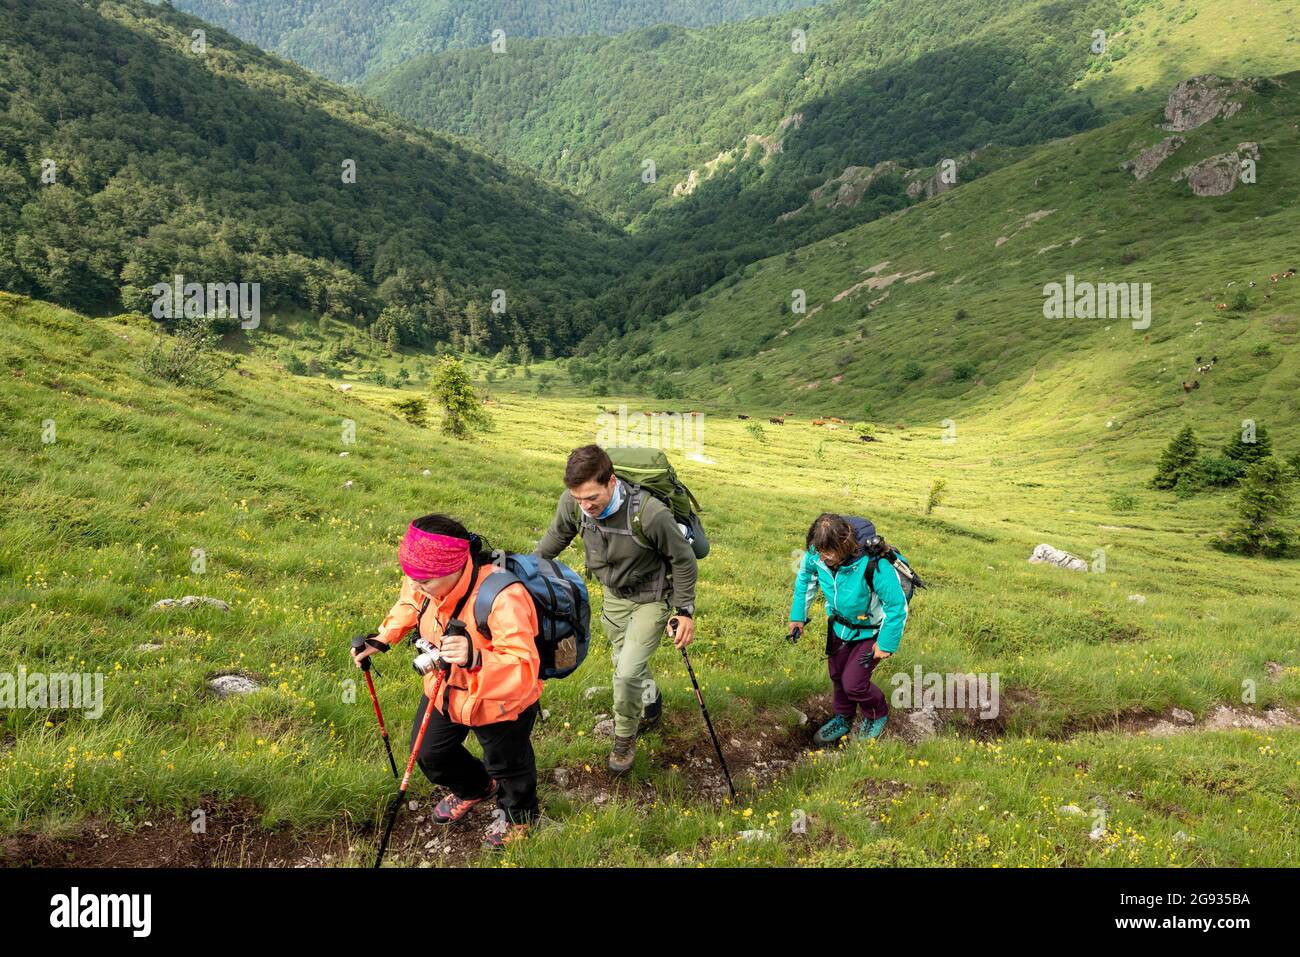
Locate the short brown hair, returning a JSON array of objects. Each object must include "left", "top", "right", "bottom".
[{"left": 565, "top": 444, "right": 614, "bottom": 488}]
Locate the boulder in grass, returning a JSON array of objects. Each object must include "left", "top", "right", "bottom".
[
  {"left": 153, "top": 595, "right": 231, "bottom": 612},
  {"left": 593, "top": 718, "right": 615, "bottom": 737},
  {"left": 209, "top": 674, "right": 260, "bottom": 697},
  {"left": 905, "top": 706, "right": 942, "bottom": 739},
  {"left": 1028, "top": 544, "right": 1088, "bottom": 572}
]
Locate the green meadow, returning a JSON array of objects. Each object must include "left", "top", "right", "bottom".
[{"left": 2, "top": 285, "right": 1296, "bottom": 866}]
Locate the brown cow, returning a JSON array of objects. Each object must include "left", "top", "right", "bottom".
[
  {"left": 811, "top": 418, "right": 827, "bottom": 427},
  {"left": 769, "top": 416, "right": 786, "bottom": 425}
]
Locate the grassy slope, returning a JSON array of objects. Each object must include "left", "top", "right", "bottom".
[
  {"left": 1, "top": 290, "right": 1296, "bottom": 866},
  {"left": 640, "top": 73, "right": 1300, "bottom": 453},
  {"left": 1077, "top": 0, "right": 1300, "bottom": 108}
]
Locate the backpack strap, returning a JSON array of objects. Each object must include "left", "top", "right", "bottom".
[
  {"left": 576, "top": 484, "right": 656, "bottom": 552},
  {"left": 472, "top": 567, "right": 524, "bottom": 643}
]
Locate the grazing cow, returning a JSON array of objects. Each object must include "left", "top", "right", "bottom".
[
  {"left": 811, "top": 418, "right": 827, "bottom": 427},
  {"left": 829, "top": 417, "right": 847, "bottom": 425},
  {"left": 859, "top": 434, "right": 878, "bottom": 443},
  {"left": 1195, "top": 355, "right": 1203, "bottom": 364},
  {"left": 769, "top": 416, "right": 786, "bottom": 425},
  {"left": 737, "top": 414, "right": 750, "bottom": 420},
  {"left": 1182, "top": 381, "right": 1193, "bottom": 393},
  {"left": 1192, "top": 380, "right": 1201, "bottom": 390}
]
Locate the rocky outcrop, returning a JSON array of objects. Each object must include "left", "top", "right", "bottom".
[
  {"left": 1162, "top": 75, "right": 1252, "bottom": 132},
  {"left": 1174, "top": 142, "right": 1259, "bottom": 196},
  {"left": 1121, "top": 135, "right": 1185, "bottom": 179},
  {"left": 905, "top": 150, "right": 978, "bottom": 200}
]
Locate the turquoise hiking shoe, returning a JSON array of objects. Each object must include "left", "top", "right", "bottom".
[
  {"left": 855, "top": 715, "right": 888, "bottom": 741},
  {"left": 813, "top": 714, "right": 853, "bottom": 747}
]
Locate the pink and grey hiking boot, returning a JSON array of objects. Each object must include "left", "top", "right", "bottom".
[{"left": 432, "top": 779, "right": 497, "bottom": 825}]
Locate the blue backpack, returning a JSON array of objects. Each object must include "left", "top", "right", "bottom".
[{"left": 473, "top": 554, "right": 591, "bottom": 680}]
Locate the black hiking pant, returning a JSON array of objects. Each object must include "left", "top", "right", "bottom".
[{"left": 409, "top": 696, "right": 540, "bottom": 824}]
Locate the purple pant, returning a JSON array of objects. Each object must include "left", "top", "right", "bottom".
[{"left": 827, "top": 630, "right": 888, "bottom": 721}]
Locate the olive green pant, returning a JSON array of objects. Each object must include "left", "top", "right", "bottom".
[{"left": 600, "top": 594, "right": 671, "bottom": 738}]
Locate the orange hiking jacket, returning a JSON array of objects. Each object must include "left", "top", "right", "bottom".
[{"left": 375, "top": 555, "right": 543, "bottom": 726}]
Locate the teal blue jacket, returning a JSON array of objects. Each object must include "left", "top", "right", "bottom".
[{"left": 789, "top": 547, "right": 909, "bottom": 652}]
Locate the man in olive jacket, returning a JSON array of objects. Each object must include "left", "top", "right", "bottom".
[{"left": 537, "top": 444, "right": 697, "bottom": 774}]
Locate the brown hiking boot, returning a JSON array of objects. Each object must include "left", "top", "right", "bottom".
[
  {"left": 483, "top": 818, "right": 530, "bottom": 850},
  {"left": 608, "top": 734, "right": 636, "bottom": 774}
]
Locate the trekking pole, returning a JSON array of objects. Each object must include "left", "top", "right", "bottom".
[
  {"left": 669, "top": 618, "right": 737, "bottom": 801},
  {"left": 352, "top": 634, "right": 398, "bottom": 779},
  {"left": 374, "top": 659, "right": 449, "bottom": 869}
]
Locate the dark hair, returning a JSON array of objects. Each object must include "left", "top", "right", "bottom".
[
  {"left": 410, "top": 513, "right": 492, "bottom": 565},
  {"left": 806, "top": 512, "right": 859, "bottom": 565},
  {"left": 564, "top": 444, "right": 614, "bottom": 488}
]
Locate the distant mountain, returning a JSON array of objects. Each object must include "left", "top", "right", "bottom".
[
  {"left": 604, "top": 71, "right": 1300, "bottom": 442},
  {"left": 163, "top": 0, "right": 832, "bottom": 84},
  {"left": 367, "top": 0, "right": 1300, "bottom": 340},
  {"left": 0, "top": 0, "right": 630, "bottom": 354}
]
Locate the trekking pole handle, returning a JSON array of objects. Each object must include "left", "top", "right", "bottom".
[{"left": 351, "top": 633, "right": 387, "bottom": 672}]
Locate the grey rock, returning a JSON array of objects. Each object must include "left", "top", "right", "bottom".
[
  {"left": 593, "top": 718, "right": 615, "bottom": 737},
  {"left": 1028, "top": 544, "right": 1089, "bottom": 573},
  {"left": 1174, "top": 142, "right": 1259, "bottom": 197},
  {"left": 582, "top": 686, "right": 607, "bottom": 701},
  {"left": 152, "top": 595, "right": 231, "bottom": 613},
  {"left": 1162, "top": 75, "right": 1251, "bottom": 132},
  {"left": 208, "top": 674, "right": 259, "bottom": 697},
  {"left": 1059, "top": 805, "right": 1086, "bottom": 817},
  {"left": 905, "top": 706, "right": 942, "bottom": 739},
  {"left": 1171, "top": 708, "right": 1196, "bottom": 725},
  {"left": 552, "top": 768, "right": 570, "bottom": 788},
  {"left": 1122, "top": 135, "right": 1185, "bottom": 179}
]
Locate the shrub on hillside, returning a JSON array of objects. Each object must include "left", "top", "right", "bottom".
[
  {"left": 1150, "top": 425, "right": 1198, "bottom": 490},
  {"left": 1108, "top": 491, "right": 1138, "bottom": 512},
  {"left": 901, "top": 360, "right": 924, "bottom": 382},
  {"left": 431, "top": 356, "right": 491, "bottom": 438},
  {"left": 141, "top": 317, "right": 237, "bottom": 389},
  {"left": 1222, "top": 423, "right": 1272, "bottom": 465},
  {"left": 1214, "top": 458, "right": 1295, "bottom": 557},
  {"left": 393, "top": 396, "right": 428, "bottom": 426},
  {"left": 279, "top": 350, "right": 307, "bottom": 375},
  {"left": 952, "top": 360, "right": 976, "bottom": 381},
  {"left": 1197, "top": 453, "right": 1243, "bottom": 488}
]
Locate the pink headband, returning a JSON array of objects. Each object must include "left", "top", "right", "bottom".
[{"left": 399, "top": 523, "right": 470, "bottom": 579}]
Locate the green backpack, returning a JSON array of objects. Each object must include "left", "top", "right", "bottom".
[{"left": 576, "top": 446, "right": 710, "bottom": 559}]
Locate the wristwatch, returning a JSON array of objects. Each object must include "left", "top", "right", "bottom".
[{"left": 674, "top": 605, "right": 694, "bottom": 619}]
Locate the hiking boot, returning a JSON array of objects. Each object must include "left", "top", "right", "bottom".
[
  {"left": 813, "top": 714, "right": 853, "bottom": 747},
  {"left": 639, "top": 690, "right": 663, "bottom": 732},
  {"left": 608, "top": 734, "right": 636, "bottom": 774},
  {"left": 855, "top": 715, "right": 888, "bottom": 741},
  {"left": 483, "top": 818, "right": 530, "bottom": 850},
  {"left": 432, "top": 778, "right": 497, "bottom": 825}
]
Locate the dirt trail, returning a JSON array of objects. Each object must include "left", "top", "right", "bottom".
[{"left": 5, "top": 698, "right": 1296, "bottom": 868}]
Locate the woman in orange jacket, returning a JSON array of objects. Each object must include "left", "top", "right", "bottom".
[{"left": 351, "top": 514, "right": 543, "bottom": 849}]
